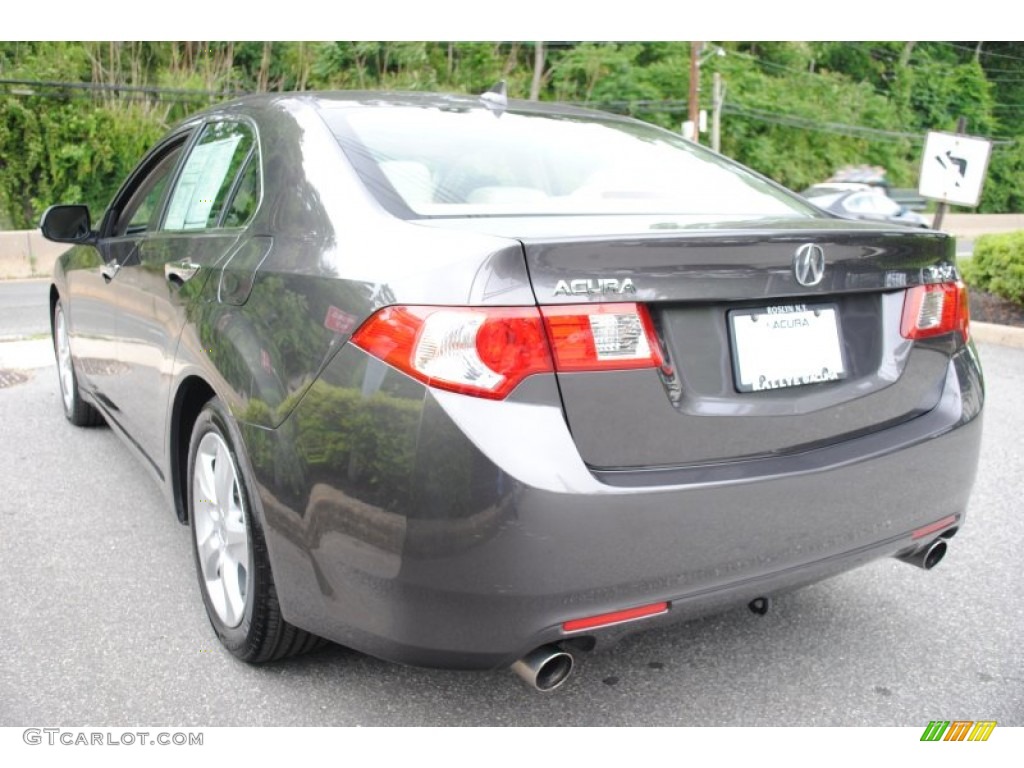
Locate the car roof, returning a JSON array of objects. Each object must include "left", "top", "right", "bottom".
[
  {"left": 206, "top": 90, "right": 633, "bottom": 123},
  {"left": 804, "top": 182, "right": 873, "bottom": 194}
]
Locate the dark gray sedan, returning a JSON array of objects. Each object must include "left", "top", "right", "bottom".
[{"left": 41, "top": 91, "right": 983, "bottom": 691}]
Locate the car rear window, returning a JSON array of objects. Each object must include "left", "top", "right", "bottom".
[{"left": 325, "top": 106, "right": 819, "bottom": 220}]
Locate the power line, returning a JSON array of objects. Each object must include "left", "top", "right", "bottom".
[
  {"left": 935, "top": 42, "right": 1024, "bottom": 64},
  {"left": 570, "top": 95, "right": 1019, "bottom": 147},
  {"left": 725, "top": 49, "right": 902, "bottom": 103},
  {"left": 724, "top": 103, "right": 923, "bottom": 142},
  {"left": 0, "top": 77, "right": 245, "bottom": 99}
]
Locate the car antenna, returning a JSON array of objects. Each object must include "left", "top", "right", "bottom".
[{"left": 480, "top": 80, "right": 507, "bottom": 116}]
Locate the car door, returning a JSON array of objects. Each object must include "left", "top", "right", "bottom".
[
  {"left": 65, "top": 132, "right": 192, "bottom": 421},
  {"left": 107, "top": 118, "right": 261, "bottom": 467}
]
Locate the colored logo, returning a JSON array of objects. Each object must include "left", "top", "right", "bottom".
[{"left": 920, "top": 720, "right": 997, "bottom": 742}]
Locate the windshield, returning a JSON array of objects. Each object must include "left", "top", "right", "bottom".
[{"left": 325, "top": 106, "right": 820, "bottom": 220}]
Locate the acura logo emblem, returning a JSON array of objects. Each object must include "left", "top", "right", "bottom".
[{"left": 793, "top": 243, "right": 825, "bottom": 287}]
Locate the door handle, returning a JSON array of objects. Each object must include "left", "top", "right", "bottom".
[
  {"left": 165, "top": 259, "right": 201, "bottom": 285},
  {"left": 100, "top": 262, "right": 120, "bottom": 282}
]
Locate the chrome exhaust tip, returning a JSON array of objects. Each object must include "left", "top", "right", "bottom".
[
  {"left": 898, "top": 538, "right": 948, "bottom": 570},
  {"left": 511, "top": 645, "right": 575, "bottom": 692}
]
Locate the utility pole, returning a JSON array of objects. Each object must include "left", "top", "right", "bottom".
[
  {"left": 932, "top": 116, "right": 967, "bottom": 230},
  {"left": 688, "top": 42, "right": 701, "bottom": 142},
  {"left": 712, "top": 71, "right": 724, "bottom": 153}
]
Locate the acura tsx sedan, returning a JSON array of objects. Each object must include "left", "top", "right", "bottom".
[{"left": 42, "top": 90, "right": 983, "bottom": 691}]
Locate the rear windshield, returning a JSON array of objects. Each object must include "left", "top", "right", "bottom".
[{"left": 325, "top": 106, "right": 820, "bottom": 220}]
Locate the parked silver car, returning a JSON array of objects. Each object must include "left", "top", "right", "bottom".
[
  {"left": 803, "top": 183, "right": 931, "bottom": 228},
  {"left": 42, "top": 91, "right": 983, "bottom": 691}
]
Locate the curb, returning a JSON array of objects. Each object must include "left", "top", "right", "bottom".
[
  {"left": 970, "top": 321, "right": 1024, "bottom": 350},
  {"left": 0, "top": 338, "right": 55, "bottom": 370}
]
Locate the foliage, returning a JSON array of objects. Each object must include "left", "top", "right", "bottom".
[
  {"left": 0, "top": 96, "right": 164, "bottom": 228},
  {"left": 961, "top": 230, "right": 1024, "bottom": 306},
  {"left": 715, "top": 51, "right": 913, "bottom": 191},
  {"left": 1, "top": 40, "right": 1024, "bottom": 229}
]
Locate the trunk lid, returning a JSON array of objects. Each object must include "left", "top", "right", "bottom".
[{"left": 518, "top": 220, "right": 957, "bottom": 469}]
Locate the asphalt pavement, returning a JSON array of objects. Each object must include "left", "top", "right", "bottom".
[
  {"left": 0, "top": 280, "right": 1021, "bottom": 726},
  {"left": 0, "top": 279, "right": 50, "bottom": 340}
]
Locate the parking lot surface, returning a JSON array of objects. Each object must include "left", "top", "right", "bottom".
[{"left": 0, "top": 328, "right": 1021, "bottom": 726}]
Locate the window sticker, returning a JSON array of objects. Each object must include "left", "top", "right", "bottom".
[{"left": 164, "top": 134, "right": 243, "bottom": 230}]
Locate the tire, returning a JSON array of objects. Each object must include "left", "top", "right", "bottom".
[
  {"left": 52, "top": 299, "right": 104, "bottom": 427},
  {"left": 187, "top": 397, "right": 323, "bottom": 662}
]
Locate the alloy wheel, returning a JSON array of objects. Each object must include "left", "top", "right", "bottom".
[
  {"left": 192, "top": 431, "right": 250, "bottom": 628},
  {"left": 54, "top": 305, "right": 75, "bottom": 415}
]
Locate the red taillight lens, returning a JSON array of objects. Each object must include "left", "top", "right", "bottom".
[
  {"left": 350, "top": 302, "right": 665, "bottom": 399},
  {"left": 351, "top": 306, "right": 553, "bottom": 400},
  {"left": 900, "top": 281, "right": 970, "bottom": 342},
  {"left": 541, "top": 303, "right": 665, "bottom": 372}
]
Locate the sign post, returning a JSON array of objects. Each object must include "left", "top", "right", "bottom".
[{"left": 919, "top": 121, "right": 992, "bottom": 229}]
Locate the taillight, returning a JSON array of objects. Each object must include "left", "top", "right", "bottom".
[
  {"left": 350, "top": 302, "right": 665, "bottom": 399},
  {"left": 900, "top": 281, "right": 970, "bottom": 342},
  {"left": 541, "top": 303, "right": 666, "bottom": 372},
  {"left": 351, "top": 306, "right": 552, "bottom": 400}
]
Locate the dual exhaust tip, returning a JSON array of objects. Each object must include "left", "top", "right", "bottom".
[{"left": 511, "top": 645, "right": 575, "bottom": 692}]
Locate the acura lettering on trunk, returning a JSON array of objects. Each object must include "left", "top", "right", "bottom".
[
  {"left": 41, "top": 89, "right": 983, "bottom": 692},
  {"left": 553, "top": 277, "right": 637, "bottom": 296}
]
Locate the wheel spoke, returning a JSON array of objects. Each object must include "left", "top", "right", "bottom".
[
  {"left": 223, "top": 521, "right": 248, "bottom": 552},
  {"left": 206, "top": 557, "right": 227, "bottom": 620},
  {"left": 196, "top": 521, "right": 218, "bottom": 559},
  {"left": 195, "top": 454, "right": 216, "bottom": 502},
  {"left": 200, "top": 536, "right": 221, "bottom": 578},
  {"left": 214, "top": 441, "right": 234, "bottom": 509}
]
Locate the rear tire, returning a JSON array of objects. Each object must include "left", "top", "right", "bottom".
[
  {"left": 187, "top": 397, "right": 323, "bottom": 662},
  {"left": 52, "top": 299, "right": 104, "bottom": 427}
]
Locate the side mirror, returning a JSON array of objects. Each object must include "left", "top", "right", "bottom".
[{"left": 40, "top": 205, "right": 96, "bottom": 245}]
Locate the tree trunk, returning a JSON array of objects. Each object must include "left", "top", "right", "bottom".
[
  {"left": 898, "top": 41, "right": 916, "bottom": 68},
  {"left": 530, "top": 42, "right": 544, "bottom": 100},
  {"left": 258, "top": 41, "right": 272, "bottom": 92},
  {"left": 298, "top": 42, "right": 309, "bottom": 91}
]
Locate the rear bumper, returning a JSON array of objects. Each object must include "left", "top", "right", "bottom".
[{"left": 248, "top": 343, "right": 983, "bottom": 670}]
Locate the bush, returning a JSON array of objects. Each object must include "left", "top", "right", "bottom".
[
  {"left": 0, "top": 97, "right": 165, "bottom": 229},
  {"left": 961, "top": 230, "right": 1024, "bottom": 306}
]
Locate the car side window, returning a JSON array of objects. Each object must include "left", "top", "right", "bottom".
[
  {"left": 220, "top": 154, "right": 260, "bottom": 229},
  {"left": 114, "top": 145, "right": 185, "bottom": 237},
  {"left": 845, "top": 192, "right": 900, "bottom": 216},
  {"left": 162, "top": 121, "right": 257, "bottom": 231}
]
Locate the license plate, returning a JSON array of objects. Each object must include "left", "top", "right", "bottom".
[{"left": 729, "top": 304, "right": 846, "bottom": 392}]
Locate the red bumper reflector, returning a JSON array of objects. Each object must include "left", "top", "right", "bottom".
[
  {"left": 562, "top": 601, "right": 670, "bottom": 633},
  {"left": 911, "top": 515, "right": 958, "bottom": 540}
]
